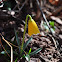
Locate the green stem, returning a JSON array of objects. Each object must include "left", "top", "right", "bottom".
[{"left": 21, "top": 14, "right": 32, "bottom": 54}]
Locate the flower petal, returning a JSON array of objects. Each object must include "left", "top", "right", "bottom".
[{"left": 28, "top": 19, "right": 40, "bottom": 36}]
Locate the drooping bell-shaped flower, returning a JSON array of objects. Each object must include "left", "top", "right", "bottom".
[{"left": 28, "top": 19, "right": 40, "bottom": 36}]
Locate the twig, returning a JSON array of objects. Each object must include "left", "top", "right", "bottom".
[
  {"left": 38, "top": 53, "right": 51, "bottom": 62},
  {"left": 18, "top": 0, "right": 28, "bottom": 12},
  {"left": 0, "top": 34, "right": 27, "bottom": 56},
  {"left": 36, "top": 0, "right": 51, "bottom": 30},
  {"left": 36, "top": 0, "right": 57, "bottom": 48},
  {"left": 14, "top": 0, "right": 28, "bottom": 12},
  {"left": 48, "top": 34, "right": 61, "bottom": 54},
  {"left": 15, "top": 0, "right": 21, "bottom": 10},
  {"left": 0, "top": 34, "right": 13, "bottom": 62},
  {"left": 8, "top": 39, "right": 27, "bottom": 55},
  {"left": 48, "top": 34, "right": 57, "bottom": 48},
  {"left": 50, "top": 16, "right": 62, "bottom": 25},
  {"left": 9, "top": 41, "right": 27, "bottom": 55},
  {"left": 43, "top": 9, "right": 52, "bottom": 15},
  {"left": 47, "top": 5, "right": 62, "bottom": 19},
  {"left": 45, "top": 4, "right": 54, "bottom": 10},
  {"left": 13, "top": 4, "right": 18, "bottom": 10},
  {"left": 0, "top": 38, "right": 10, "bottom": 58},
  {"left": 39, "top": 55, "right": 51, "bottom": 62}
]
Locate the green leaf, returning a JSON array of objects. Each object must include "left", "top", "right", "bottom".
[
  {"left": 29, "top": 48, "right": 42, "bottom": 56},
  {"left": 28, "top": 48, "right": 31, "bottom": 55},
  {"left": 15, "top": 58, "right": 18, "bottom": 62},
  {"left": 1, "top": 51, "right": 6, "bottom": 54},
  {"left": 1, "top": 50, "right": 10, "bottom": 54},
  {"left": 14, "top": 28, "right": 21, "bottom": 52},
  {"left": 25, "top": 54, "right": 30, "bottom": 62},
  {"left": 22, "top": 54, "right": 25, "bottom": 58},
  {"left": 49, "top": 21, "right": 54, "bottom": 27},
  {"left": 23, "top": 37, "right": 32, "bottom": 50}
]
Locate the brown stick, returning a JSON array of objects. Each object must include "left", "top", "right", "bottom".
[
  {"left": 0, "top": 38, "right": 10, "bottom": 58},
  {"left": 47, "top": 6, "right": 62, "bottom": 19}
]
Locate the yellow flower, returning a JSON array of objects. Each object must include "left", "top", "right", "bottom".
[{"left": 28, "top": 19, "right": 40, "bottom": 36}]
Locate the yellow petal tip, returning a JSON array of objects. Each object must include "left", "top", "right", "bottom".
[{"left": 28, "top": 19, "right": 40, "bottom": 36}]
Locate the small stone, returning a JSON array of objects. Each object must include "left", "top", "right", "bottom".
[
  {"left": 59, "top": 35, "right": 62, "bottom": 39},
  {"left": 40, "top": 32, "right": 45, "bottom": 36},
  {"left": 30, "top": 58, "right": 41, "bottom": 62},
  {"left": 21, "top": 28, "right": 24, "bottom": 32},
  {"left": 47, "top": 55, "right": 52, "bottom": 58},
  {"left": 11, "top": 11, "right": 15, "bottom": 16}
]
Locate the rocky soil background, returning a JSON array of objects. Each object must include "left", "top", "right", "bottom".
[{"left": 0, "top": 0, "right": 62, "bottom": 62}]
